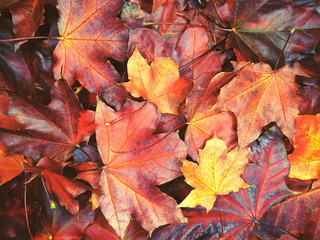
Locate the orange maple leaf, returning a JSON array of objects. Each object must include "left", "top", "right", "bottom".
[
  {"left": 152, "top": 0, "right": 167, "bottom": 13},
  {"left": 35, "top": 157, "right": 87, "bottom": 215},
  {"left": 179, "top": 136, "right": 249, "bottom": 211},
  {"left": 184, "top": 68, "right": 246, "bottom": 162},
  {"left": 0, "top": 143, "right": 24, "bottom": 185},
  {"left": 53, "top": 0, "right": 128, "bottom": 94},
  {"left": 288, "top": 114, "right": 320, "bottom": 180},
  {"left": 96, "top": 99, "right": 186, "bottom": 238},
  {"left": 186, "top": 111, "right": 237, "bottom": 163},
  {"left": 123, "top": 48, "right": 192, "bottom": 115},
  {"left": 217, "top": 62, "right": 307, "bottom": 147}
]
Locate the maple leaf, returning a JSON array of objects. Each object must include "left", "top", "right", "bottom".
[
  {"left": 288, "top": 114, "right": 320, "bottom": 180},
  {"left": 0, "top": 16, "right": 54, "bottom": 103},
  {"left": 179, "top": 136, "right": 249, "bottom": 211},
  {"left": 0, "top": 0, "right": 55, "bottom": 51},
  {"left": 101, "top": 85, "right": 128, "bottom": 112},
  {"left": 128, "top": 0, "right": 153, "bottom": 13},
  {"left": 84, "top": 211, "right": 148, "bottom": 240},
  {"left": 122, "top": 219, "right": 149, "bottom": 240},
  {"left": 149, "top": 127, "right": 293, "bottom": 239},
  {"left": 0, "top": 0, "right": 23, "bottom": 8},
  {"left": 0, "top": 93, "right": 25, "bottom": 131},
  {"left": 32, "top": 157, "right": 88, "bottom": 215},
  {"left": 123, "top": 48, "right": 192, "bottom": 115},
  {"left": 53, "top": 0, "right": 128, "bottom": 94},
  {"left": 185, "top": 108, "right": 237, "bottom": 162},
  {"left": 10, "top": 0, "right": 44, "bottom": 49},
  {"left": 128, "top": 28, "right": 175, "bottom": 64},
  {"left": 72, "top": 144, "right": 102, "bottom": 165},
  {"left": 0, "top": 178, "right": 40, "bottom": 239},
  {"left": 84, "top": 211, "right": 120, "bottom": 240},
  {"left": 96, "top": 99, "right": 186, "bottom": 238},
  {"left": 73, "top": 161, "right": 102, "bottom": 211},
  {"left": 185, "top": 64, "right": 247, "bottom": 162},
  {"left": 298, "top": 77, "right": 320, "bottom": 115},
  {"left": 156, "top": 113, "right": 186, "bottom": 134},
  {"left": 152, "top": 0, "right": 168, "bottom": 13},
  {"left": 121, "top": 2, "right": 145, "bottom": 21},
  {"left": 175, "top": 15, "right": 222, "bottom": 88},
  {"left": 146, "top": 0, "right": 187, "bottom": 45},
  {"left": 0, "top": 79, "right": 95, "bottom": 161},
  {"left": 0, "top": 143, "right": 24, "bottom": 185},
  {"left": 193, "top": 0, "right": 230, "bottom": 44},
  {"left": 0, "top": 88, "right": 27, "bottom": 133},
  {"left": 209, "top": 127, "right": 293, "bottom": 238},
  {"left": 254, "top": 189, "right": 320, "bottom": 239},
  {"left": 2, "top": 0, "right": 320, "bottom": 238},
  {"left": 34, "top": 201, "right": 95, "bottom": 239},
  {"left": 225, "top": 0, "right": 320, "bottom": 66},
  {"left": 0, "top": 112, "right": 25, "bottom": 131},
  {"left": 216, "top": 62, "right": 307, "bottom": 148}
]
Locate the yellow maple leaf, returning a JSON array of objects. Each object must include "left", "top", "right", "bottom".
[
  {"left": 123, "top": 48, "right": 192, "bottom": 114},
  {"left": 288, "top": 114, "right": 320, "bottom": 180},
  {"left": 179, "top": 136, "right": 250, "bottom": 211}
]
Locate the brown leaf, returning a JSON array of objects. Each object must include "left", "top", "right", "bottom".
[
  {"left": 34, "top": 202, "right": 95, "bottom": 239},
  {"left": 149, "top": 127, "right": 293, "bottom": 239},
  {"left": 184, "top": 67, "right": 246, "bottom": 162},
  {"left": 175, "top": 15, "right": 222, "bottom": 88},
  {"left": 74, "top": 161, "right": 102, "bottom": 211},
  {"left": 128, "top": 28, "right": 175, "bottom": 64},
  {"left": 53, "top": 0, "right": 129, "bottom": 94},
  {"left": 255, "top": 189, "right": 320, "bottom": 239},
  {"left": 225, "top": 1, "right": 320, "bottom": 67},
  {"left": 146, "top": 0, "right": 187, "bottom": 46},
  {"left": 0, "top": 0, "right": 24, "bottom": 9},
  {"left": 40, "top": 169, "right": 87, "bottom": 215},
  {"left": 10, "top": 0, "right": 44, "bottom": 49},
  {"left": 0, "top": 16, "right": 54, "bottom": 103},
  {"left": 36, "top": 157, "right": 87, "bottom": 215},
  {"left": 0, "top": 79, "right": 95, "bottom": 161}
]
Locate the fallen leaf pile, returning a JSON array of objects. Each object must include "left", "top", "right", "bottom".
[{"left": 0, "top": 0, "right": 319, "bottom": 239}]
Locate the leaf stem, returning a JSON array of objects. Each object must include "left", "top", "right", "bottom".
[
  {"left": 104, "top": 102, "right": 147, "bottom": 126},
  {"left": 273, "top": 29, "right": 295, "bottom": 71},
  {"left": 289, "top": 0, "right": 301, "bottom": 8},
  {"left": 0, "top": 36, "right": 61, "bottom": 42},
  {"left": 112, "top": 121, "right": 188, "bottom": 154},
  {"left": 77, "top": 167, "right": 103, "bottom": 173},
  {"left": 179, "top": 36, "right": 228, "bottom": 71},
  {"left": 218, "top": 207, "right": 224, "bottom": 238},
  {"left": 253, "top": 218, "right": 301, "bottom": 239},
  {"left": 41, "top": 178, "right": 51, "bottom": 202},
  {"left": 24, "top": 172, "right": 34, "bottom": 240},
  {"left": 78, "top": 146, "right": 99, "bottom": 169},
  {"left": 143, "top": 21, "right": 232, "bottom": 32}
]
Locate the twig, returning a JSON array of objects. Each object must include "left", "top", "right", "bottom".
[
  {"left": 179, "top": 36, "right": 228, "bottom": 71},
  {"left": 253, "top": 218, "right": 301, "bottom": 239},
  {"left": 78, "top": 145, "right": 99, "bottom": 169},
  {"left": 143, "top": 21, "right": 232, "bottom": 32},
  {"left": 273, "top": 29, "right": 295, "bottom": 71},
  {"left": 24, "top": 172, "right": 34, "bottom": 240}
]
